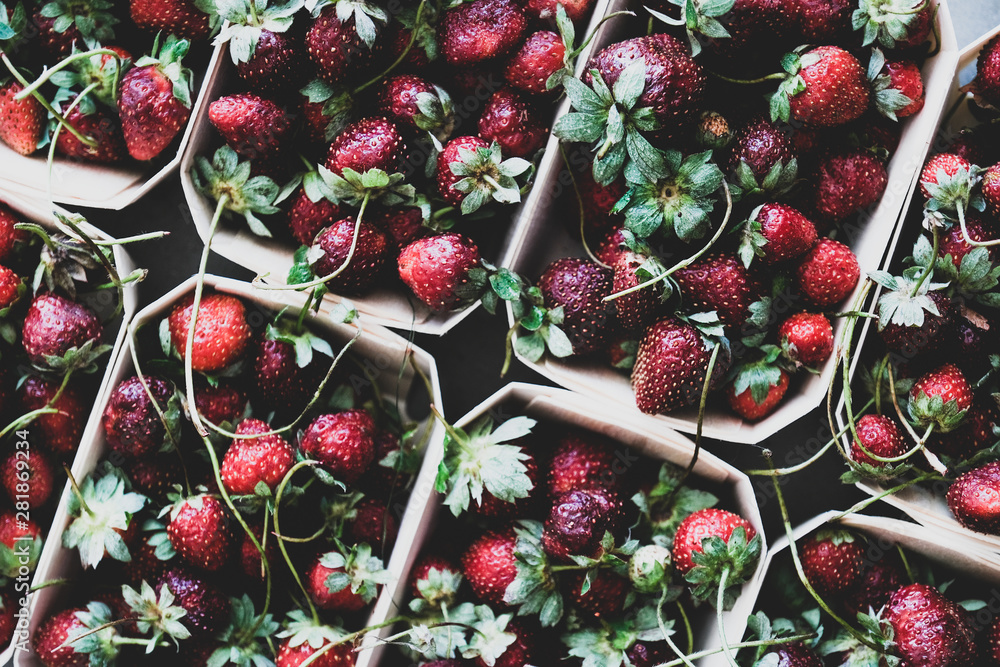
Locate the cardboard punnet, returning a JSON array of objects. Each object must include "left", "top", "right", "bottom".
[
  {"left": 0, "top": 190, "right": 137, "bottom": 663},
  {"left": 178, "top": 0, "right": 613, "bottom": 335},
  {"left": 365, "top": 382, "right": 767, "bottom": 667},
  {"left": 502, "top": 0, "right": 959, "bottom": 445},
  {"left": 833, "top": 24, "right": 1000, "bottom": 560},
  {"left": 12, "top": 275, "right": 444, "bottom": 667}
]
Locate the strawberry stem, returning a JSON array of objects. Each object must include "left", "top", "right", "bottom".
[
  {"left": 958, "top": 199, "right": 1000, "bottom": 247},
  {"left": 896, "top": 544, "right": 916, "bottom": 584},
  {"left": 885, "top": 361, "right": 932, "bottom": 451},
  {"left": 500, "top": 322, "right": 518, "bottom": 377},
  {"left": 830, "top": 471, "right": 939, "bottom": 520},
  {"left": 55, "top": 204, "right": 128, "bottom": 320},
  {"left": 716, "top": 566, "right": 738, "bottom": 667},
  {"left": 568, "top": 10, "right": 637, "bottom": 60},
  {"left": 353, "top": 0, "right": 429, "bottom": 94},
  {"left": 665, "top": 342, "right": 720, "bottom": 507},
  {"left": 910, "top": 223, "right": 940, "bottom": 295},
  {"left": 14, "top": 48, "right": 125, "bottom": 102},
  {"left": 560, "top": 143, "right": 609, "bottom": 269},
  {"left": 296, "top": 616, "right": 412, "bottom": 666},
  {"left": 29, "top": 578, "right": 71, "bottom": 592},
  {"left": 658, "top": 586, "right": 696, "bottom": 667},
  {"left": 274, "top": 460, "right": 322, "bottom": 624},
  {"left": 651, "top": 633, "right": 818, "bottom": 667},
  {"left": 429, "top": 404, "right": 464, "bottom": 446},
  {"left": 62, "top": 464, "right": 94, "bottom": 517},
  {"left": 676, "top": 601, "right": 693, "bottom": 653},
  {"left": 830, "top": 281, "right": 872, "bottom": 457},
  {"left": 0, "top": 369, "right": 72, "bottom": 441},
  {"left": 91, "top": 231, "right": 170, "bottom": 246},
  {"left": 704, "top": 69, "right": 786, "bottom": 85}
]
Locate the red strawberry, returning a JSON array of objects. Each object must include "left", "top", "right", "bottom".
[
  {"left": 346, "top": 497, "right": 398, "bottom": 550},
  {"left": 884, "top": 584, "right": 977, "bottom": 666},
  {"left": 0, "top": 81, "right": 44, "bottom": 155},
  {"left": 167, "top": 494, "right": 235, "bottom": 571},
  {"left": 632, "top": 317, "right": 721, "bottom": 415},
  {"left": 474, "top": 451, "right": 539, "bottom": 519},
  {"left": 674, "top": 252, "right": 764, "bottom": 327},
  {"left": 193, "top": 378, "right": 247, "bottom": 426},
  {"left": 130, "top": 0, "right": 210, "bottom": 39},
  {"left": 306, "top": 5, "right": 382, "bottom": 83},
  {"left": 54, "top": 104, "right": 127, "bottom": 163},
  {"left": 236, "top": 29, "right": 306, "bottom": 94},
  {"left": 410, "top": 555, "right": 462, "bottom": 603},
  {"left": 462, "top": 528, "right": 518, "bottom": 606},
  {"left": 971, "top": 35, "right": 1000, "bottom": 108},
  {"left": 1, "top": 448, "right": 54, "bottom": 509},
  {"left": 759, "top": 643, "right": 823, "bottom": 667},
  {"left": 300, "top": 410, "right": 376, "bottom": 484},
  {"left": 209, "top": 94, "right": 291, "bottom": 160},
  {"left": 795, "top": 238, "right": 859, "bottom": 307},
  {"left": 879, "top": 59, "right": 925, "bottom": 118},
  {"left": 0, "top": 203, "right": 26, "bottom": 261},
  {"left": 928, "top": 398, "right": 1000, "bottom": 461},
  {"left": 810, "top": 151, "right": 888, "bottom": 224},
  {"left": 909, "top": 363, "right": 973, "bottom": 433},
  {"left": 157, "top": 568, "right": 230, "bottom": 637},
  {"left": 0, "top": 591, "right": 14, "bottom": 647},
  {"left": 595, "top": 228, "right": 629, "bottom": 265},
  {"left": 980, "top": 164, "right": 1000, "bottom": 218},
  {"left": 784, "top": 46, "right": 870, "bottom": 127},
  {"left": 526, "top": 0, "right": 593, "bottom": 20},
  {"left": 920, "top": 153, "right": 972, "bottom": 201},
  {"left": 727, "top": 116, "right": 796, "bottom": 182},
  {"left": 221, "top": 418, "right": 295, "bottom": 495},
  {"left": 22, "top": 294, "right": 102, "bottom": 365},
  {"left": 704, "top": 0, "right": 794, "bottom": 59},
  {"left": 276, "top": 638, "right": 354, "bottom": 667},
  {"left": 102, "top": 375, "right": 176, "bottom": 460},
  {"left": 117, "top": 36, "right": 193, "bottom": 161},
  {"left": 986, "top": 618, "right": 1000, "bottom": 664},
  {"left": 627, "top": 641, "right": 673, "bottom": 667},
  {"left": 548, "top": 431, "right": 621, "bottom": 496},
  {"left": 254, "top": 338, "right": 328, "bottom": 418},
  {"left": 477, "top": 621, "right": 536, "bottom": 667},
  {"left": 478, "top": 87, "right": 548, "bottom": 158},
  {"left": 306, "top": 555, "right": 367, "bottom": 612},
  {"left": 537, "top": 258, "right": 615, "bottom": 355},
  {"left": 789, "top": 0, "right": 852, "bottom": 41},
  {"left": 438, "top": 0, "right": 527, "bottom": 65},
  {"left": 672, "top": 508, "right": 756, "bottom": 574},
  {"left": 286, "top": 187, "right": 343, "bottom": 246},
  {"left": 877, "top": 291, "right": 952, "bottom": 354},
  {"left": 505, "top": 31, "right": 565, "bottom": 95},
  {"left": 123, "top": 454, "right": 184, "bottom": 503},
  {"left": 800, "top": 530, "right": 864, "bottom": 597},
  {"left": 167, "top": 292, "right": 251, "bottom": 373},
  {"left": 577, "top": 174, "right": 626, "bottom": 240},
  {"left": 542, "top": 488, "right": 622, "bottom": 561},
  {"left": 946, "top": 461, "right": 1000, "bottom": 533},
  {"left": 611, "top": 250, "right": 657, "bottom": 331},
  {"left": 398, "top": 233, "right": 481, "bottom": 311},
  {"left": 325, "top": 117, "right": 405, "bottom": 176},
  {"left": 239, "top": 523, "right": 277, "bottom": 582},
  {"left": 750, "top": 203, "right": 817, "bottom": 264},
  {"left": 312, "top": 218, "right": 389, "bottom": 293},
  {"left": 727, "top": 370, "right": 789, "bottom": 420},
  {"left": 19, "top": 376, "right": 85, "bottom": 456},
  {"left": 779, "top": 312, "right": 833, "bottom": 367},
  {"left": 32, "top": 607, "right": 91, "bottom": 666},
  {"left": 383, "top": 20, "right": 431, "bottom": 71},
  {"left": 568, "top": 569, "right": 629, "bottom": 618},
  {"left": 436, "top": 135, "right": 489, "bottom": 206},
  {"left": 376, "top": 75, "right": 452, "bottom": 138},
  {"left": 844, "top": 560, "right": 904, "bottom": 617},
  {"left": 370, "top": 206, "right": 425, "bottom": 250}
]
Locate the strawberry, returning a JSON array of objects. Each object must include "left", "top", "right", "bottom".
[
  {"left": 370, "top": 206, "right": 425, "bottom": 250},
  {"left": 286, "top": 187, "right": 343, "bottom": 246},
  {"left": 478, "top": 87, "right": 548, "bottom": 158},
  {"left": 0, "top": 81, "right": 44, "bottom": 155},
  {"left": 884, "top": 584, "right": 977, "bottom": 666},
  {"left": 908, "top": 363, "right": 973, "bottom": 434},
  {"left": 33, "top": 607, "right": 94, "bottom": 666},
  {"left": 376, "top": 75, "right": 454, "bottom": 139},
  {"left": 595, "top": 228, "right": 629, "bottom": 265},
  {"left": 306, "top": 545, "right": 390, "bottom": 612},
  {"left": 981, "top": 163, "right": 1000, "bottom": 219},
  {"left": 577, "top": 174, "right": 626, "bottom": 240},
  {"left": 221, "top": 418, "right": 295, "bottom": 495},
  {"left": 239, "top": 522, "right": 277, "bottom": 581},
  {"left": 746, "top": 203, "right": 817, "bottom": 265},
  {"left": 548, "top": 430, "right": 621, "bottom": 496},
  {"left": 795, "top": 238, "right": 859, "bottom": 307},
  {"left": 166, "top": 493, "right": 235, "bottom": 571},
  {"left": 383, "top": 20, "right": 431, "bottom": 71},
  {"left": 759, "top": 643, "right": 824, "bottom": 667},
  {"left": 844, "top": 559, "right": 904, "bottom": 617},
  {"left": 19, "top": 376, "right": 85, "bottom": 456},
  {"left": 987, "top": 619, "right": 1000, "bottom": 664},
  {"left": 810, "top": 151, "right": 888, "bottom": 225},
  {"left": 632, "top": 317, "right": 721, "bottom": 415},
  {"left": 306, "top": 4, "right": 384, "bottom": 84},
  {"left": 877, "top": 291, "right": 952, "bottom": 354},
  {"left": 209, "top": 94, "right": 292, "bottom": 160},
  {"left": 254, "top": 337, "right": 327, "bottom": 418},
  {"left": 919, "top": 153, "right": 972, "bottom": 201},
  {"left": 726, "top": 116, "right": 796, "bottom": 183},
  {"left": 1, "top": 448, "right": 54, "bottom": 509},
  {"left": 537, "top": 258, "right": 615, "bottom": 355},
  {"left": 300, "top": 410, "right": 376, "bottom": 484},
  {"left": 790, "top": 0, "right": 852, "bottom": 42},
  {"left": 0, "top": 202, "right": 26, "bottom": 261},
  {"left": 276, "top": 638, "right": 354, "bottom": 667},
  {"left": 611, "top": 250, "right": 658, "bottom": 331},
  {"left": 627, "top": 642, "right": 673, "bottom": 667},
  {"left": 167, "top": 292, "right": 251, "bottom": 373},
  {"left": 505, "top": 30, "right": 565, "bottom": 95},
  {"left": 970, "top": 35, "right": 1000, "bottom": 108},
  {"left": 701, "top": 0, "right": 793, "bottom": 59},
  {"left": 568, "top": 569, "right": 629, "bottom": 618},
  {"left": 410, "top": 555, "right": 462, "bottom": 605},
  {"left": 122, "top": 454, "right": 183, "bottom": 503},
  {"left": 236, "top": 29, "right": 306, "bottom": 94},
  {"left": 946, "top": 461, "right": 1000, "bottom": 533},
  {"left": 779, "top": 312, "right": 833, "bottom": 367},
  {"left": 345, "top": 497, "right": 398, "bottom": 549},
  {"left": 772, "top": 46, "right": 870, "bottom": 127},
  {"left": 542, "top": 487, "right": 623, "bottom": 561},
  {"left": 436, "top": 135, "right": 486, "bottom": 206},
  {"left": 928, "top": 398, "right": 1000, "bottom": 461},
  {"left": 479, "top": 621, "right": 536, "bottom": 667},
  {"left": 193, "top": 378, "right": 247, "bottom": 426},
  {"left": 397, "top": 232, "right": 481, "bottom": 310},
  {"left": 854, "top": 0, "right": 931, "bottom": 50},
  {"left": 117, "top": 35, "right": 193, "bottom": 161},
  {"left": 53, "top": 104, "right": 127, "bottom": 163},
  {"left": 102, "top": 375, "right": 177, "bottom": 460},
  {"left": 325, "top": 117, "right": 405, "bottom": 176},
  {"left": 311, "top": 218, "right": 389, "bottom": 293},
  {"left": 22, "top": 293, "right": 102, "bottom": 365},
  {"left": 875, "top": 58, "right": 925, "bottom": 119},
  {"left": 671, "top": 508, "right": 756, "bottom": 574},
  {"left": 526, "top": 0, "right": 593, "bottom": 20},
  {"left": 438, "top": 0, "right": 527, "bottom": 66},
  {"left": 675, "top": 252, "right": 764, "bottom": 328},
  {"left": 462, "top": 528, "right": 518, "bottom": 606},
  {"left": 800, "top": 530, "right": 863, "bottom": 597},
  {"left": 130, "top": 0, "right": 210, "bottom": 40},
  {"left": 726, "top": 370, "right": 789, "bottom": 420},
  {"left": 157, "top": 567, "right": 230, "bottom": 637},
  {"left": 0, "top": 591, "right": 13, "bottom": 647}
]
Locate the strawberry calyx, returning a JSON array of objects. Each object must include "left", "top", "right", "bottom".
[
  {"left": 135, "top": 33, "right": 193, "bottom": 109},
  {"left": 743, "top": 610, "right": 822, "bottom": 665},
  {"left": 319, "top": 542, "right": 393, "bottom": 603},
  {"left": 66, "top": 601, "right": 121, "bottom": 663},
  {"left": 307, "top": 0, "right": 387, "bottom": 48},
  {"left": 737, "top": 210, "right": 769, "bottom": 269},
  {"left": 503, "top": 519, "right": 565, "bottom": 627},
  {"left": 446, "top": 140, "right": 533, "bottom": 215},
  {"left": 300, "top": 78, "right": 355, "bottom": 141},
  {"left": 276, "top": 609, "right": 348, "bottom": 653},
  {"left": 633, "top": 462, "right": 719, "bottom": 541},
  {"left": 433, "top": 412, "right": 537, "bottom": 516},
  {"left": 727, "top": 344, "right": 788, "bottom": 406},
  {"left": 63, "top": 463, "right": 147, "bottom": 569},
  {"left": 411, "top": 83, "right": 456, "bottom": 143},
  {"left": 141, "top": 518, "right": 177, "bottom": 562},
  {"left": 265, "top": 310, "right": 335, "bottom": 368},
  {"left": 214, "top": 0, "right": 306, "bottom": 64},
  {"left": 398, "top": 601, "right": 515, "bottom": 664},
  {"left": 46, "top": 46, "right": 130, "bottom": 108},
  {"left": 868, "top": 48, "right": 914, "bottom": 122},
  {"left": 317, "top": 491, "right": 365, "bottom": 540},
  {"left": 564, "top": 617, "right": 666, "bottom": 667},
  {"left": 907, "top": 388, "right": 969, "bottom": 434},
  {"left": 684, "top": 525, "right": 761, "bottom": 609},
  {"left": 0, "top": 2, "right": 29, "bottom": 53},
  {"left": 645, "top": 0, "right": 734, "bottom": 57},
  {"left": 731, "top": 155, "right": 798, "bottom": 203},
  {"left": 209, "top": 594, "right": 280, "bottom": 666},
  {"left": 922, "top": 161, "right": 983, "bottom": 216},
  {"left": 852, "top": 0, "right": 927, "bottom": 49},
  {"left": 628, "top": 544, "right": 672, "bottom": 593},
  {"left": 769, "top": 49, "right": 821, "bottom": 124},
  {"left": 870, "top": 268, "right": 948, "bottom": 333},
  {"left": 191, "top": 145, "right": 283, "bottom": 237},
  {"left": 38, "top": 0, "right": 118, "bottom": 49},
  {"left": 121, "top": 580, "right": 192, "bottom": 650},
  {"left": 410, "top": 563, "right": 463, "bottom": 612}
]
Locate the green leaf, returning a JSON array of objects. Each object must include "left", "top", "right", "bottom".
[{"left": 514, "top": 332, "right": 546, "bottom": 362}]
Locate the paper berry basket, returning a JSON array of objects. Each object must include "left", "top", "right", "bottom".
[
  {"left": 365, "top": 382, "right": 767, "bottom": 667},
  {"left": 0, "top": 190, "right": 137, "bottom": 663},
  {"left": 502, "top": 0, "right": 958, "bottom": 444},
  {"left": 179, "top": 0, "right": 614, "bottom": 336},
  {"left": 13, "top": 274, "right": 444, "bottom": 667}
]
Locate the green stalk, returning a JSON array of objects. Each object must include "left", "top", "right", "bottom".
[
  {"left": 14, "top": 48, "right": 124, "bottom": 100},
  {"left": 659, "top": 587, "right": 696, "bottom": 667},
  {"left": 830, "top": 472, "right": 939, "bottom": 520},
  {"left": 958, "top": 201, "right": 1000, "bottom": 247},
  {"left": 649, "top": 633, "right": 818, "bottom": 667},
  {"left": 704, "top": 69, "right": 786, "bottom": 85},
  {"left": 716, "top": 566, "right": 738, "bottom": 667},
  {"left": 664, "top": 343, "right": 720, "bottom": 506},
  {"left": 353, "top": 0, "right": 428, "bottom": 94},
  {"left": 560, "top": 143, "right": 608, "bottom": 268},
  {"left": 1, "top": 53, "right": 97, "bottom": 147},
  {"left": 910, "top": 224, "right": 940, "bottom": 296},
  {"left": 274, "top": 460, "right": 321, "bottom": 624}
]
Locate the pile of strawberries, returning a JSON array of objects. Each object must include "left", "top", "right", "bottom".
[
  {"left": 26, "top": 287, "right": 428, "bottom": 666},
  {"left": 838, "top": 35, "right": 1000, "bottom": 538},
  {"left": 386, "top": 410, "right": 761, "bottom": 666},
  {"left": 0, "top": 0, "right": 215, "bottom": 164}
]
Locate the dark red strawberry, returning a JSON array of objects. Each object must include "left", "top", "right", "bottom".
[
  {"left": 122, "top": 454, "right": 183, "bottom": 504},
  {"left": 727, "top": 116, "right": 796, "bottom": 182},
  {"left": 632, "top": 317, "right": 721, "bottom": 415},
  {"left": 19, "top": 376, "right": 85, "bottom": 456},
  {"left": 947, "top": 461, "right": 1000, "bottom": 533},
  {"left": 306, "top": 5, "right": 383, "bottom": 83},
  {"left": 117, "top": 35, "right": 193, "bottom": 161},
  {"left": 102, "top": 375, "right": 176, "bottom": 460},
  {"left": 981, "top": 164, "right": 1000, "bottom": 219},
  {"left": 577, "top": 173, "right": 626, "bottom": 241},
  {"left": 851, "top": 414, "right": 909, "bottom": 468},
  {"left": 844, "top": 560, "right": 904, "bottom": 617},
  {"left": 779, "top": 312, "right": 833, "bottom": 367},
  {"left": 884, "top": 584, "right": 977, "bottom": 666},
  {"left": 477, "top": 621, "right": 536, "bottom": 667},
  {"left": 750, "top": 203, "right": 817, "bottom": 264},
  {"left": 478, "top": 87, "right": 547, "bottom": 158},
  {"left": 542, "top": 487, "right": 623, "bottom": 561},
  {"left": 130, "top": 0, "right": 210, "bottom": 39},
  {"left": 704, "top": 0, "right": 793, "bottom": 59},
  {"left": 346, "top": 497, "right": 398, "bottom": 550},
  {"left": 300, "top": 410, "right": 376, "bottom": 484},
  {"left": 325, "top": 117, "right": 405, "bottom": 176},
  {"left": 1, "top": 448, "right": 53, "bottom": 509},
  {"left": 760, "top": 643, "right": 823, "bottom": 667},
  {"left": 675, "top": 252, "right": 764, "bottom": 327},
  {"left": 611, "top": 250, "right": 658, "bottom": 331},
  {"left": 370, "top": 206, "right": 425, "bottom": 251},
  {"left": 537, "top": 257, "right": 615, "bottom": 356},
  {"left": 567, "top": 569, "right": 629, "bottom": 618},
  {"left": 22, "top": 293, "right": 102, "bottom": 365},
  {"left": 782, "top": 46, "right": 870, "bottom": 127},
  {"left": 795, "top": 238, "right": 859, "bottom": 307},
  {"left": 879, "top": 59, "right": 925, "bottom": 118},
  {"left": 32, "top": 607, "right": 91, "bottom": 666},
  {"left": 254, "top": 337, "right": 327, "bottom": 418},
  {"left": 221, "top": 418, "right": 295, "bottom": 495},
  {"left": 462, "top": 528, "right": 518, "bottom": 606},
  {"left": 790, "top": 0, "right": 852, "bottom": 42},
  {"left": 548, "top": 430, "right": 621, "bottom": 496},
  {"left": 54, "top": 104, "right": 127, "bottom": 163},
  {"left": 286, "top": 187, "right": 343, "bottom": 247},
  {"left": 928, "top": 397, "right": 1000, "bottom": 461},
  {"left": 526, "top": 0, "right": 593, "bottom": 20},
  {"left": 236, "top": 29, "right": 306, "bottom": 94},
  {"left": 474, "top": 451, "right": 539, "bottom": 519},
  {"left": 909, "top": 363, "right": 973, "bottom": 433},
  {"left": 727, "top": 370, "right": 789, "bottom": 420},
  {"left": 672, "top": 508, "right": 756, "bottom": 574},
  {"left": 986, "top": 618, "right": 1000, "bottom": 664},
  {"left": 0, "top": 203, "right": 26, "bottom": 262},
  {"left": 276, "top": 638, "right": 354, "bottom": 667},
  {"left": 626, "top": 641, "right": 673, "bottom": 667},
  {"left": 810, "top": 151, "right": 888, "bottom": 225},
  {"left": 157, "top": 568, "right": 230, "bottom": 637},
  {"left": 595, "top": 228, "right": 629, "bottom": 265},
  {"left": 239, "top": 522, "right": 277, "bottom": 582},
  {"left": 436, "top": 135, "right": 488, "bottom": 207},
  {"left": 505, "top": 31, "right": 565, "bottom": 95},
  {"left": 383, "top": 20, "right": 431, "bottom": 71},
  {"left": 878, "top": 290, "right": 952, "bottom": 355},
  {"left": 0, "top": 591, "right": 14, "bottom": 647},
  {"left": 312, "top": 218, "right": 389, "bottom": 293},
  {"left": 971, "top": 35, "right": 1000, "bottom": 108},
  {"left": 193, "top": 378, "right": 247, "bottom": 426},
  {"left": 919, "top": 153, "right": 972, "bottom": 201},
  {"left": 376, "top": 75, "right": 453, "bottom": 138},
  {"left": 208, "top": 94, "right": 291, "bottom": 160},
  {"left": 398, "top": 233, "right": 481, "bottom": 311},
  {"left": 410, "top": 555, "right": 462, "bottom": 603},
  {"left": 32, "top": 7, "right": 81, "bottom": 58},
  {"left": 167, "top": 292, "right": 251, "bottom": 373},
  {"left": 167, "top": 494, "right": 235, "bottom": 571},
  {"left": 801, "top": 530, "right": 864, "bottom": 597},
  {"left": 438, "top": 0, "right": 527, "bottom": 65}
]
